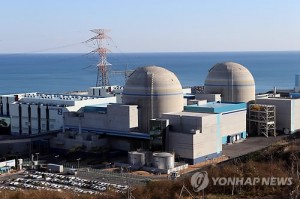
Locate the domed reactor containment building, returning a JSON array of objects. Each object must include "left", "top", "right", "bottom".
[
  {"left": 204, "top": 62, "right": 255, "bottom": 103},
  {"left": 122, "top": 66, "right": 183, "bottom": 132}
]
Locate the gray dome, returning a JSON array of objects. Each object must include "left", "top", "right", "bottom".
[
  {"left": 204, "top": 62, "right": 255, "bottom": 103},
  {"left": 123, "top": 66, "right": 183, "bottom": 132}
]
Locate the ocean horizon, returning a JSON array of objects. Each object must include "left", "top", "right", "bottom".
[{"left": 0, "top": 51, "right": 299, "bottom": 95}]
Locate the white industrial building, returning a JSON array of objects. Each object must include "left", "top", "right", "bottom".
[
  {"left": 0, "top": 93, "right": 116, "bottom": 135},
  {"left": 161, "top": 102, "right": 247, "bottom": 164},
  {"left": 255, "top": 97, "right": 300, "bottom": 134},
  {"left": 50, "top": 103, "right": 143, "bottom": 152},
  {"left": 64, "top": 103, "right": 139, "bottom": 133},
  {"left": 162, "top": 112, "right": 221, "bottom": 164}
]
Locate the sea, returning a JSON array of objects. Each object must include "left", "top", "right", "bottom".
[{"left": 0, "top": 51, "right": 299, "bottom": 95}]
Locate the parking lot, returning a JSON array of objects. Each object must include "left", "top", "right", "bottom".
[{"left": 0, "top": 170, "right": 130, "bottom": 195}]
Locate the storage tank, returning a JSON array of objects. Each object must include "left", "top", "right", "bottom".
[
  {"left": 153, "top": 152, "right": 174, "bottom": 170},
  {"left": 123, "top": 66, "right": 183, "bottom": 132},
  {"left": 128, "top": 151, "right": 146, "bottom": 166},
  {"left": 295, "top": 74, "right": 300, "bottom": 92},
  {"left": 204, "top": 62, "right": 255, "bottom": 103}
]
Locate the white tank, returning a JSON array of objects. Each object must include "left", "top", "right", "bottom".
[
  {"left": 153, "top": 152, "right": 174, "bottom": 170},
  {"left": 123, "top": 66, "right": 183, "bottom": 132},
  {"left": 295, "top": 74, "right": 300, "bottom": 92},
  {"left": 204, "top": 62, "right": 255, "bottom": 103},
  {"left": 128, "top": 151, "right": 146, "bottom": 166}
]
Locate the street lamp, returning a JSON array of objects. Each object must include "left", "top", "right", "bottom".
[{"left": 76, "top": 158, "right": 81, "bottom": 169}]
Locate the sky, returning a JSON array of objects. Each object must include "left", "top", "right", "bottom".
[{"left": 0, "top": 0, "right": 299, "bottom": 53}]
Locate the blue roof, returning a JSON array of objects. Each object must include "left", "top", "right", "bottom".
[
  {"left": 184, "top": 102, "right": 247, "bottom": 113},
  {"left": 290, "top": 93, "right": 300, "bottom": 99}
]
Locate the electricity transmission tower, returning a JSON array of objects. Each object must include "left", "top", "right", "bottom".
[{"left": 85, "top": 29, "right": 112, "bottom": 87}]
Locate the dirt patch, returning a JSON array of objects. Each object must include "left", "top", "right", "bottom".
[
  {"left": 189, "top": 155, "right": 229, "bottom": 169},
  {"left": 102, "top": 168, "right": 119, "bottom": 172},
  {"left": 131, "top": 171, "right": 153, "bottom": 176}
]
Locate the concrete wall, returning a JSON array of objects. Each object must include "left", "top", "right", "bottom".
[
  {"left": 10, "top": 103, "right": 68, "bottom": 135},
  {"left": 195, "top": 93, "right": 221, "bottom": 102},
  {"left": 293, "top": 99, "right": 300, "bottom": 131},
  {"left": 162, "top": 115, "right": 202, "bottom": 134},
  {"left": 220, "top": 110, "right": 246, "bottom": 138},
  {"left": 197, "top": 114, "right": 221, "bottom": 155},
  {"left": 64, "top": 104, "right": 139, "bottom": 133},
  {"left": 107, "top": 104, "right": 138, "bottom": 131},
  {"left": 30, "top": 104, "right": 39, "bottom": 134},
  {"left": 163, "top": 113, "right": 222, "bottom": 164},
  {"left": 0, "top": 95, "right": 17, "bottom": 116}
]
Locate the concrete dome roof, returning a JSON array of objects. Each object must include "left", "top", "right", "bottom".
[
  {"left": 123, "top": 66, "right": 183, "bottom": 96},
  {"left": 204, "top": 62, "right": 255, "bottom": 103},
  {"left": 205, "top": 62, "right": 255, "bottom": 85},
  {"left": 123, "top": 66, "right": 183, "bottom": 132}
]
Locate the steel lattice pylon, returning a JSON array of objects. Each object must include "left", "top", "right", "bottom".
[{"left": 85, "top": 29, "right": 112, "bottom": 87}]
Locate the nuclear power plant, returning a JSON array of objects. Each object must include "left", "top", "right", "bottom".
[{"left": 1, "top": 61, "right": 300, "bottom": 173}]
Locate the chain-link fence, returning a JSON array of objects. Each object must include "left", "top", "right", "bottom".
[{"left": 62, "top": 164, "right": 150, "bottom": 185}]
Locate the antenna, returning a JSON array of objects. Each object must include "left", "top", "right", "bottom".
[{"left": 85, "top": 29, "right": 112, "bottom": 87}]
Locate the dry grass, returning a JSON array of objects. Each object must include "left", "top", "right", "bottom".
[
  {"left": 131, "top": 171, "right": 152, "bottom": 176},
  {"left": 0, "top": 190, "right": 121, "bottom": 199}
]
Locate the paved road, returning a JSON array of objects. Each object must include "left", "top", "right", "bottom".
[{"left": 222, "top": 135, "right": 287, "bottom": 159}]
